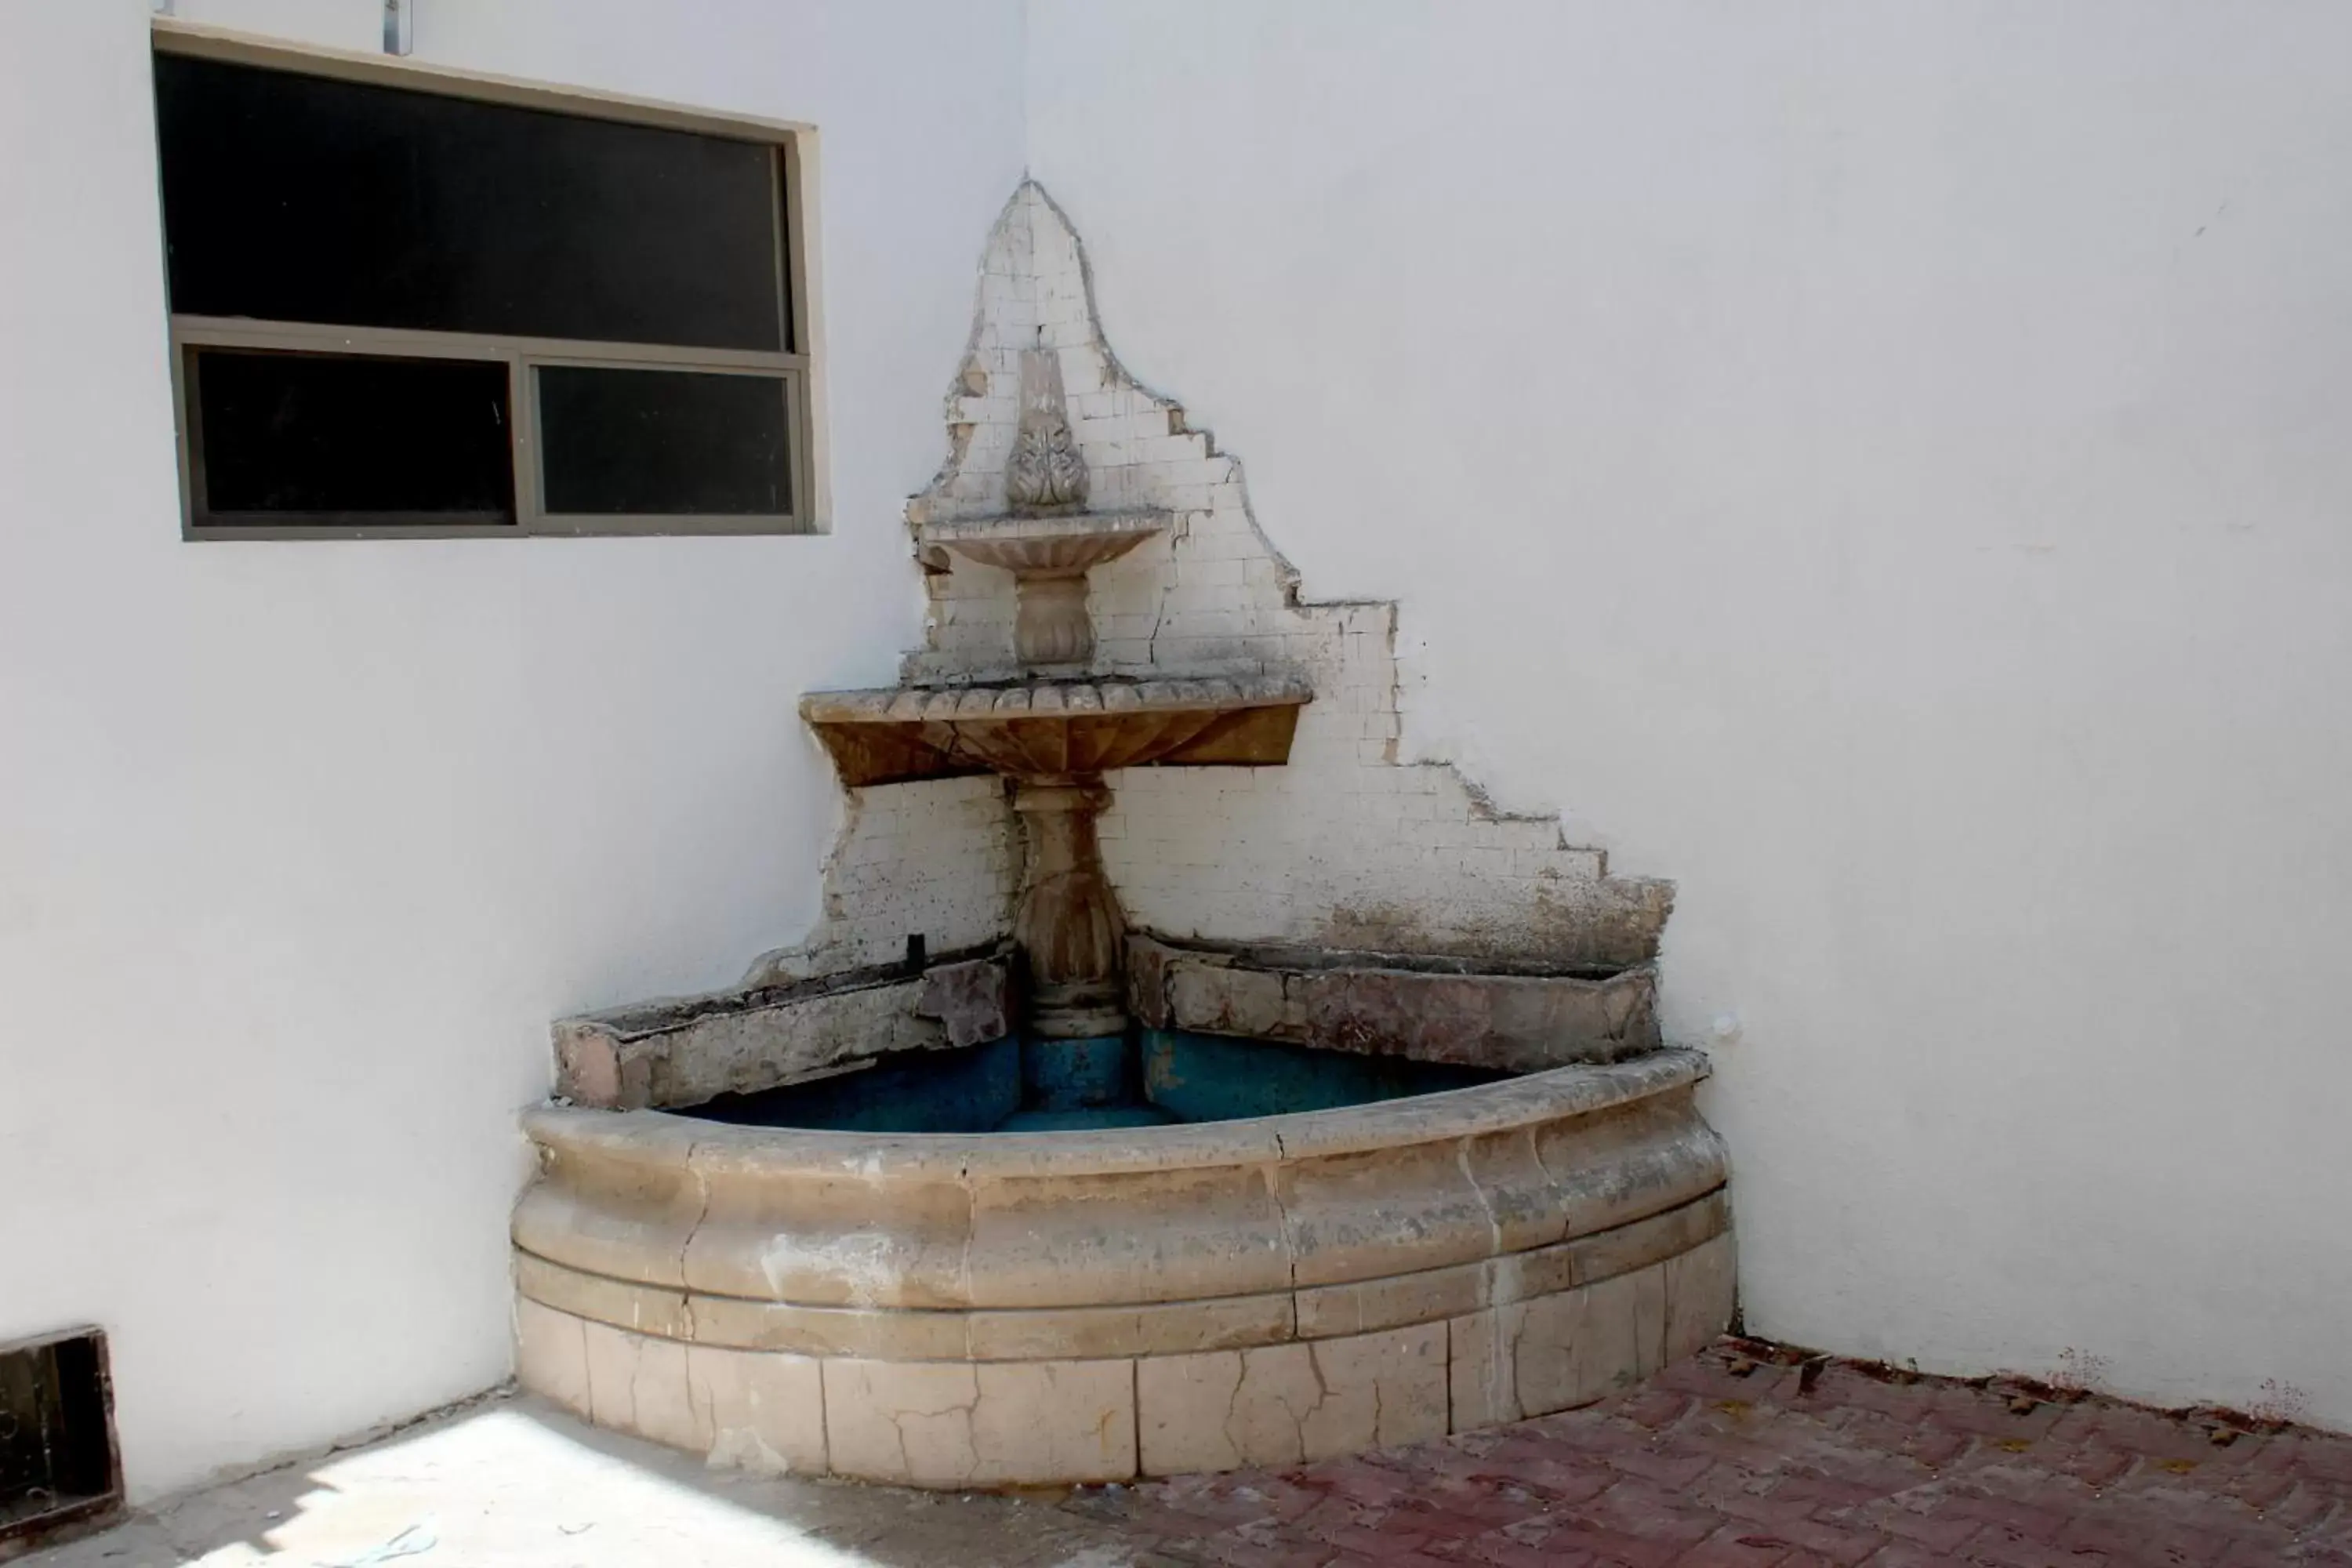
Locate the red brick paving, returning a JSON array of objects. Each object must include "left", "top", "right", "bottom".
[{"left": 1076, "top": 1341, "right": 2352, "bottom": 1567}]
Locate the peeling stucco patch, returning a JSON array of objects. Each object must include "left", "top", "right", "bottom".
[{"left": 741, "top": 180, "right": 1669, "bottom": 988}]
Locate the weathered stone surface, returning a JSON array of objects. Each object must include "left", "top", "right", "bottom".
[
  {"left": 514, "top": 1054, "right": 1732, "bottom": 1483},
  {"left": 531, "top": 1251, "right": 1704, "bottom": 1484},
  {"left": 510, "top": 1122, "right": 706, "bottom": 1290},
  {"left": 1001, "top": 347, "right": 1093, "bottom": 513},
  {"left": 684, "top": 1345, "right": 828, "bottom": 1475},
  {"left": 922, "top": 509, "right": 1170, "bottom": 666},
  {"left": 1450, "top": 1263, "right": 1660, "bottom": 1431},
  {"left": 514, "top": 1250, "right": 689, "bottom": 1340},
  {"left": 1530, "top": 1096, "right": 1730, "bottom": 1241},
  {"left": 1167, "top": 962, "right": 1298, "bottom": 1040},
  {"left": 964, "top": 1292, "right": 1295, "bottom": 1360},
  {"left": 1486, "top": 1187, "right": 1731, "bottom": 1306},
  {"left": 1272, "top": 1137, "right": 1497, "bottom": 1289},
  {"left": 1293, "top": 1261, "right": 1485, "bottom": 1341},
  {"left": 1459, "top": 1126, "right": 1575, "bottom": 1254},
  {"left": 688, "top": 1295, "right": 973, "bottom": 1361},
  {"left": 964, "top": 1160, "right": 1294, "bottom": 1308},
  {"left": 1125, "top": 933, "right": 1178, "bottom": 1028},
  {"left": 581, "top": 1317, "right": 706, "bottom": 1454},
  {"left": 1307, "top": 967, "right": 1654, "bottom": 1070},
  {"left": 516, "top": 1191, "right": 1730, "bottom": 1363},
  {"left": 1011, "top": 780, "right": 1128, "bottom": 1040},
  {"left": 1305, "top": 1322, "right": 1450, "bottom": 1452},
  {"left": 1662, "top": 1229, "right": 1738, "bottom": 1365},
  {"left": 1135, "top": 1323, "right": 1446, "bottom": 1475},
  {"left": 916, "top": 956, "right": 1014, "bottom": 1048},
  {"left": 684, "top": 1151, "right": 974, "bottom": 1310},
  {"left": 513, "top": 1298, "right": 591, "bottom": 1419},
  {"left": 521, "top": 1052, "right": 1725, "bottom": 1316},
  {"left": 552, "top": 953, "right": 1014, "bottom": 1110},
  {"left": 800, "top": 673, "right": 1313, "bottom": 788},
  {"left": 1126, "top": 934, "right": 1659, "bottom": 1073},
  {"left": 821, "top": 1358, "right": 1136, "bottom": 1487}
]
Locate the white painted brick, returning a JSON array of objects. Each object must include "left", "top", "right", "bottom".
[{"left": 767, "top": 187, "right": 1656, "bottom": 981}]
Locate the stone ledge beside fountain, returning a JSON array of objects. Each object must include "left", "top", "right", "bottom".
[
  {"left": 510, "top": 1049, "right": 1731, "bottom": 1486},
  {"left": 1128, "top": 933, "right": 1661, "bottom": 1073},
  {"left": 552, "top": 952, "right": 1014, "bottom": 1112}
]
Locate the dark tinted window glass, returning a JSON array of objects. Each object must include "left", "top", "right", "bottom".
[
  {"left": 194, "top": 349, "right": 514, "bottom": 520},
  {"left": 155, "top": 54, "right": 784, "bottom": 351},
  {"left": 538, "top": 367, "right": 789, "bottom": 515}
]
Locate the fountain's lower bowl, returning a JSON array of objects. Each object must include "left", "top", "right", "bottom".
[
  {"left": 510, "top": 1045, "right": 1733, "bottom": 1487},
  {"left": 799, "top": 672, "right": 1312, "bottom": 786}
]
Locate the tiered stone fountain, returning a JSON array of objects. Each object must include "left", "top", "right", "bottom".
[
  {"left": 509, "top": 188, "right": 1732, "bottom": 1490},
  {"left": 801, "top": 348, "right": 1312, "bottom": 1127}
]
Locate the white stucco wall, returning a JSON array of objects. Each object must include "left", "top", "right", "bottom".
[
  {"left": 0, "top": 0, "right": 1023, "bottom": 1498},
  {"left": 8, "top": 0, "right": 2350, "bottom": 1508},
  {"left": 1026, "top": 1, "right": 2352, "bottom": 1429}
]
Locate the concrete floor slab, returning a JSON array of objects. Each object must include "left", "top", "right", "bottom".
[
  {"left": 27, "top": 1343, "right": 2352, "bottom": 1566},
  {"left": 20, "top": 1393, "right": 1131, "bottom": 1568}
]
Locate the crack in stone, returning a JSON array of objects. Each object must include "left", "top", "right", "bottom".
[
  {"left": 960, "top": 1368, "right": 987, "bottom": 1483},
  {"left": 887, "top": 1406, "right": 914, "bottom": 1481},
  {"left": 957, "top": 1159, "right": 977, "bottom": 1356},
  {"left": 816, "top": 1357, "right": 833, "bottom": 1474},
  {"left": 1218, "top": 1352, "right": 1250, "bottom": 1467},
  {"left": 1660, "top": 1251, "right": 1679, "bottom": 1370},
  {"left": 1283, "top": 1344, "right": 1334, "bottom": 1465},
  {"left": 881, "top": 1370, "right": 983, "bottom": 1484},
  {"left": 1265, "top": 1134, "right": 1298, "bottom": 1294},
  {"left": 619, "top": 1330, "right": 641, "bottom": 1433},
  {"left": 675, "top": 1141, "right": 709, "bottom": 1327},
  {"left": 1517, "top": 1128, "right": 1575, "bottom": 1252},
  {"left": 1505, "top": 1303, "right": 1532, "bottom": 1424},
  {"left": 1443, "top": 1318, "right": 1457, "bottom": 1436},
  {"left": 1140, "top": 520, "right": 1189, "bottom": 670},
  {"left": 1261, "top": 1354, "right": 1317, "bottom": 1476},
  {"left": 1457, "top": 1141, "right": 1504, "bottom": 1258},
  {"left": 667, "top": 1144, "right": 713, "bottom": 1449}
]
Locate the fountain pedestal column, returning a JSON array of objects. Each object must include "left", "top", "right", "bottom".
[
  {"left": 1012, "top": 776, "right": 1128, "bottom": 1050},
  {"left": 799, "top": 674, "right": 1316, "bottom": 1111},
  {"left": 1010, "top": 776, "right": 1141, "bottom": 1115}
]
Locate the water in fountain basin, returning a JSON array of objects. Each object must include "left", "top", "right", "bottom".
[{"left": 682, "top": 1028, "right": 1506, "bottom": 1134}]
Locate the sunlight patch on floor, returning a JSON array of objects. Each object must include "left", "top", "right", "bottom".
[{"left": 59, "top": 1404, "right": 886, "bottom": 1568}]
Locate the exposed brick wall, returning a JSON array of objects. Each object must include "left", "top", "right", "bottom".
[
  {"left": 754, "top": 183, "right": 1668, "bottom": 984},
  {"left": 746, "top": 772, "right": 1016, "bottom": 982}
]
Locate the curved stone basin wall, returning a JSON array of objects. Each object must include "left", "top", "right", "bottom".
[{"left": 510, "top": 1048, "right": 1733, "bottom": 1487}]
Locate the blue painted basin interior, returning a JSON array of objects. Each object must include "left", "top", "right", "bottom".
[{"left": 682, "top": 1029, "right": 1506, "bottom": 1133}]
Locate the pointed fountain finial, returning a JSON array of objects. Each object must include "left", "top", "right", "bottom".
[{"left": 1004, "top": 347, "right": 1089, "bottom": 513}]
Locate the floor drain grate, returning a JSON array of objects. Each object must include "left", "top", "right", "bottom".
[{"left": 0, "top": 1327, "right": 122, "bottom": 1554}]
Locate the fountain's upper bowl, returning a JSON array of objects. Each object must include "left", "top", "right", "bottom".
[
  {"left": 801, "top": 671, "right": 1312, "bottom": 786},
  {"left": 919, "top": 511, "right": 1169, "bottom": 578}
]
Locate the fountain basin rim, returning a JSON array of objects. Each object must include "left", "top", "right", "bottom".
[
  {"left": 919, "top": 508, "right": 1171, "bottom": 546},
  {"left": 798, "top": 668, "right": 1312, "bottom": 724},
  {"left": 800, "top": 670, "right": 1313, "bottom": 784},
  {"left": 924, "top": 513, "right": 1171, "bottom": 577},
  {"left": 524, "top": 1045, "right": 1708, "bottom": 1183}
]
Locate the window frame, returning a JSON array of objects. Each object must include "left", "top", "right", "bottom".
[{"left": 153, "top": 22, "right": 819, "bottom": 542}]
